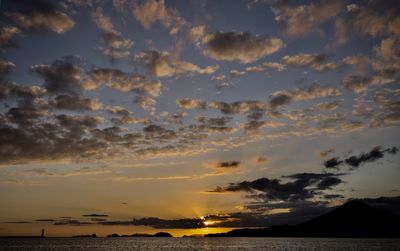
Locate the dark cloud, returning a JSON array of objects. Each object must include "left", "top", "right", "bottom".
[
  {"left": 324, "top": 146, "right": 399, "bottom": 169},
  {"left": 51, "top": 94, "right": 102, "bottom": 111},
  {"left": 203, "top": 31, "right": 284, "bottom": 63},
  {"left": 0, "top": 81, "right": 46, "bottom": 100},
  {"left": 31, "top": 57, "right": 161, "bottom": 96},
  {"left": 324, "top": 157, "right": 343, "bottom": 169},
  {"left": 35, "top": 219, "right": 55, "bottom": 222},
  {"left": 269, "top": 83, "right": 342, "bottom": 109},
  {"left": 345, "top": 146, "right": 398, "bottom": 168},
  {"left": 30, "top": 56, "right": 88, "bottom": 95},
  {"left": 324, "top": 194, "right": 345, "bottom": 199},
  {"left": 100, "top": 217, "right": 204, "bottom": 229},
  {"left": 54, "top": 220, "right": 93, "bottom": 226},
  {"left": 210, "top": 101, "right": 267, "bottom": 114},
  {"left": 82, "top": 214, "right": 109, "bottom": 217},
  {"left": 195, "top": 116, "right": 235, "bottom": 133},
  {"left": 143, "top": 124, "right": 176, "bottom": 140},
  {"left": 3, "top": 0, "right": 74, "bottom": 35},
  {"left": 89, "top": 68, "right": 161, "bottom": 96},
  {"left": 216, "top": 161, "right": 240, "bottom": 168},
  {"left": 209, "top": 172, "right": 343, "bottom": 202}
]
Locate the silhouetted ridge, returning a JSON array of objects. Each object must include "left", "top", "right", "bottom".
[{"left": 206, "top": 200, "right": 400, "bottom": 238}]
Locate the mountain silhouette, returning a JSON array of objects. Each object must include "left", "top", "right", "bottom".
[{"left": 206, "top": 200, "right": 400, "bottom": 237}]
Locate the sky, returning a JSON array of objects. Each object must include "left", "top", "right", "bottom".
[{"left": 0, "top": 0, "right": 399, "bottom": 237}]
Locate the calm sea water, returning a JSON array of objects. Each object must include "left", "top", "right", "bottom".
[{"left": 1, "top": 237, "right": 400, "bottom": 251}]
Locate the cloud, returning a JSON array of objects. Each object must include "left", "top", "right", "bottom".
[
  {"left": 209, "top": 172, "right": 343, "bottom": 202},
  {"left": 319, "top": 148, "right": 335, "bottom": 158},
  {"left": 282, "top": 53, "right": 339, "bottom": 71},
  {"left": 82, "top": 214, "right": 109, "bottom": 217},
  {"left": 342, "top": 75, "right": 395, "bottom": 94},
  {"left": 208, "top": 161, "right": 240, "bottom": 169},
  {"left": 272, "top": 1, "right": 342, "bottom": 37},
  {"left": 89, "top": 68, "right": 161, "bottom": 96},
  {"left": 135, "top": 50, "right": 218, "bottom": 77},
  {"left": 202, "top": 31, "right": 284, "bottom": 63},
  {"left": 7, "top": 11, "right": 74, "bottom": 34},
  {"left": 0, "top": 82, "right": 46, "bottom": 100},
  {"left": 25, "top": 167, "right": 111, "bottom": 178},
  {"left": 91, "top": 8, "right": 133, "bottom": 60},
  {"left": 54, "top": 220, "right": 93, "bottom": 226},
  {"left": 31, "top": 56, "right": 161, "bottom": 96},
  {"left": 210, "top": 101, "right": 267, "bottom": 114},
  {"left": 333, "top": 17, "right": 348, "bottom": 46},
  {"left": 51, "top": 94, "right": 102, "bottom": 111},
  {"left": 132, "top": 0, "right": 171, "bottom": 29},
  {"left": 101, "top": 217, "right": 204, "bottom": 229},
  {"left": 374, "top": 38, "right": 398, "bottom": 61},
  {"left": 349, "top": 1, "right": 400, "bottom": 38},
  {"left": 143, "top": 124, "right": 176, "bottom": 140},
  {"left": 0, "top": 26, "right": 20, "bottom": 48},
  {"left": 189, "top": 25, "right": 206, "bottom": 43},
  {"left": 195, "top": 116, "right": 235, "bottom": 133},
  {"left": 246, "top": 62, "right": 286, "bottom": 73},
  {"left": 134, "top": 95, "right": 156, "bottom": 111},
  {"left": 0, "top": 112, "right": 110, "bottom": 165},
  {"left": 30, "top": 56, "right": 90, "bottom": 94},
  {"left": 345, "top": 146, "right": 398, "bottom": 168},
  {"left": 132, "top": 0, "right": 186, "bottom": 34},
  {"left": 176, "top": 98, "right": 207, "bottom": 110},
  {"left": 111, "top": 116, "right": 149, "bottom": 125},
  {"left": 106, "top": 105, "right": 131, "bottom": 116},
  {"left": 56, "top": 114, "right": 104, "bottom": 128},
  {"left": 269, "top": 83, "right": 342, "bottom": 109},
  {"left": 0, "top": 59, "right": 15, "bottom": 76},
  {"left": 324, "top": 146, "right": 398, "bottom": 169},
  {"left": 242, "top": 120, "right": 285, "bottom": 132},
  {"left": 256, "top": 156, "right": 268, "bottom": 163},
  {"left": 35, "top": 219, "right": 55, "bottom": 222}
]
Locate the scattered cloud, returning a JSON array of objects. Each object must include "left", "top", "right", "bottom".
[
  {"left": 272, "top": 1, "right": 342, "bottom": 37},
  {"left": 202, "top": 31, "right": 284, "bottom": 63},
  {"left": 176, "top": 98, "right": 207, "bottom": 110},
  {"left": 135, "top": 50, "right": 218, "bottom": 77}
]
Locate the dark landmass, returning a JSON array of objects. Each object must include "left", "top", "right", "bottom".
[
  {"left": 182, "top": 234, "right": 203, "bottom": 238},
  {"left": 107, "top": 232, "right": 172, "bottom": 237},
  {"left": 72, "top": 233, "right": 96, "bottom": 238},
  {"left": 206, "top": 200, "right": 400, "bottom": 238}
]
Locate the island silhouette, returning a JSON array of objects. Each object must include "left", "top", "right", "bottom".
[
  {"left": 205, "top": 200, "right": 400, "bottom": 237},
  {"left": 107, "top": 232, "right": 172, "bottom": 237}
]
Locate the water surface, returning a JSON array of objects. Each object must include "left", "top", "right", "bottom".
[{"left": 1, "top": 237, "right": 400, "bottom": 250}]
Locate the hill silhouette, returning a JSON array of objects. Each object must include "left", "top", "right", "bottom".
[{"left": 206, "top": 200, "right": 400, "bottom": 238}]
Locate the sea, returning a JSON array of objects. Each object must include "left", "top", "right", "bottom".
[{"left": 0, "top": 237, "right": 400, "bottom": 251}]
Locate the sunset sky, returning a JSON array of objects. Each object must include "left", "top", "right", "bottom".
[{"left": 0, "top": 0, "right": 399, "bottom": 237}]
